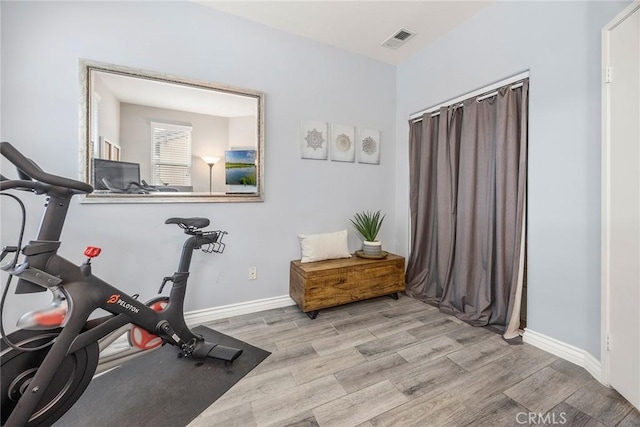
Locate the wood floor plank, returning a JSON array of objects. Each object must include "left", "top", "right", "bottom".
[
  {"left": 377, "top": 302, "right": 434, "bottom": 320},
  {"left": 288, "top": 348, "right": 366, "bottom": 385},
  {"left": 262, "top": 410, "right": 319, "bottom": 427},
  {"left": 369, "top": 390, "right": 469, "bottom": 427},
  {"left": 334, "top": 353, "right": 409, "bottom": 393},
  {"left": 247, "top": 343, "right": 318, "bottom": 377},
  {"left": 564, "top": 380, "right": 634, "bottom": 426},
  {"left": 366, "top": 316, "right": 426, "bottom": 339},
  {"left": 293, "top": 309, "right": 352, "bottom": 327},
  {"left": 538, "top": 402, "right": 607, "bottom": 427},
  {"left": 493, "top": 342, "right": 558, "bottom": 378},
  {"left": 411, "top": 309, "right": 462, "bottom": 324},
  {"left": 443, "top": 359, "right": 525, "bottom": 410},
  {"left": 617, "top": 408, "right": 640, "bottom": 427},
  {"left": 355, "top": 331, "right": 419, "bottom": 360},
  {"left": 504, "top": 366, "right": 584, "bottom": 414},
  {"left": 311, "top": 328, "right": 378, "bottom": 356},
  {"left": 331, "top": 313, "right": 390, "bottom": 334},
  {"left": 382, "top": 294, "right": 425, "bottom": 307},
  {"left": 444, "top": 324, "right": 495, "bottom": 346},
  {"left": 446, "top": 335, "right": 513, "bottom": 371},
  {"left": 251, "top": 376, "right": 346, "bottom": 426},
  {"left": 232, "top": 320, "right": 299, "bottom": 343},
  {"left": 406, "top": 317, "right": 466, "bottom": 341},
  {"left": 214, "top": 318, "right": 268, "bottom": 336},
  {"left": 188, "top": 402, "right": 256, "bottom": 427},
  {"left": 273, "top": 324, "right": 339, "bottom": 350},
  {"left": 262, "top": 310, "right": 309, "bottom": 326},
  {"left": 390, "top": 357, "right": 468, "bottom": 400},
  {"left": 208, "top": 367, "right": 298, "bottom": 412},
  {"left": 398, "top": 334, "right": 464, "bottom": 364},
  {"left": 343, "top": 298, "right": 395, "bottom": 316},
  {"left": 454, "top": 394, "right": 527, "bottom": 427},
  {"left": 312, "top": 380, "right": 408, "bottom": 427},
  {"left": 548, "top": 359, "right": 593, "bottom": 382}
]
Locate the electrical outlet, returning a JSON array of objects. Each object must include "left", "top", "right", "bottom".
[{"left": 249, "top": 267, "right": 257, "bottom": 280}]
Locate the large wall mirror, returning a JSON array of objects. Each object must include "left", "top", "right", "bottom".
[{"left": 79, "top": 60, "right": 264, "bottom": 203}]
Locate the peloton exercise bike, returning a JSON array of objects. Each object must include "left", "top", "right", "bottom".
[{"left": 0, "top": 142, "right": 243, "bottom": 426}]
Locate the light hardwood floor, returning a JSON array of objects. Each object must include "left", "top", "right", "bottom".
[{"left": 188, "top": 295, "right": 639, "bottom": 427}]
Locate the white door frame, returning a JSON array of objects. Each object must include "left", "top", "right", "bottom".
[{"left": 601, "top": 0, "right": 640, "bottom": 387}]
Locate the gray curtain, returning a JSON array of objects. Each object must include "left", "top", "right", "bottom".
[{"left": 406, "top": 80, "right": 528, "bottom": 335}]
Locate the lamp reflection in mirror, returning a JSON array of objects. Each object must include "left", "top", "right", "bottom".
[{"left": 201, "top": 156, "right": 221, "bottom": 194}]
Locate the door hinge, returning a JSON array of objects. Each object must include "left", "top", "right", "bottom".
[
  {"left": 605, "top": 67, "right": 613, "bottom": 83},
  {"left": 606, "top": 334, "right": 611, "bottom": 351}
]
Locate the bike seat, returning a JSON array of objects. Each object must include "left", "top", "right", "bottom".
[{"left": 165, "top": 217, "right": 210, "bottom": 229}]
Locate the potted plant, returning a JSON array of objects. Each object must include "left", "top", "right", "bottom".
[{"left": 351, "top": 210, "right": 386, "bottom": 257}]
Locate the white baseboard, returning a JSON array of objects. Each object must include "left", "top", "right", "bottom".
[
  {"left": 184, "top": 295, "right": 297, "bottom": 326},
  {"left": 523, "top": 328, "right": 603, "bottom": 384},
  {"left": 583, "top": 352, "right": 602, "bottom": 383}
]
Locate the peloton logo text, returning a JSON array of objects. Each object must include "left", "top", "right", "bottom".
[{"left": 106, "top": 294, "right": 140, "bottom": 313}]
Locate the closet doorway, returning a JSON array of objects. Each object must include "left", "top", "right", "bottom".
[
  {"left": 602, "top": 1, "right": 640, "bottom": 411},
  {"left": 406, "top": 73, "right": 529, "bottom": 339}
]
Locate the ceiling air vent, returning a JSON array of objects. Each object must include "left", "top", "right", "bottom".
[{"left": 382, "top": 28, "right": 416, "bottom": 49}]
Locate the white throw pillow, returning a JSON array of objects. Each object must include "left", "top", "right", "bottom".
[{"left": 298, "top": 230, "right": 351, "bottom": 263}]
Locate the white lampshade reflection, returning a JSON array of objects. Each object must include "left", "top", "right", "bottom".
[{"left": 201, "top": 156, "right": 221, "bottom": 166}]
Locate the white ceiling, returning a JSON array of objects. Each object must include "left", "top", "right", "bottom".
[
  {"left": 96, "top": 71, "right": 258, "bottom": 117},
  {"left": 95, "top": 2, "right": 493, "bottom": 112},
  {"left": 197, "top": 1, "right": 492, "bottom": 65}
]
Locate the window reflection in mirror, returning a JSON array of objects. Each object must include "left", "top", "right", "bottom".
[{"left": 80, "top": 61, "right": 264, "bottom": 202}]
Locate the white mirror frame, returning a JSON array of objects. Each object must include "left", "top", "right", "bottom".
[{"left": 78, "top": 60, "right": 265, "bottom": 203}]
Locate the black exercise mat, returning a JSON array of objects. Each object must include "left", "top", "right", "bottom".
[{"left": 55, "top": 326, "right": 270, "bottom": 427}]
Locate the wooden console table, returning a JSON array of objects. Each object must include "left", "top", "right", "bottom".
[{"left": 289, "top": 253, "right": 405, "bottom": 319}]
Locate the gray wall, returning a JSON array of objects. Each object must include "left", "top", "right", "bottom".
[
  {"left": 119, "top": 103, "right": 230, "bottom": 192},
  {"left": 229, "top": 116, "right": 257, "bottom": 149},
  {"left": 395, "top": 0, "right": 631, "bottom": 358},
  {"left": 94, "top": 74, "right": 120, "bottom": 149},
  {"left": 0, "top": 1, "right": 396, "bottom": 325}
]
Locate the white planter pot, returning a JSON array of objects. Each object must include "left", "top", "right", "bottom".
[{"left": 362, "top": 240, "right": 382, "bottom": 256}]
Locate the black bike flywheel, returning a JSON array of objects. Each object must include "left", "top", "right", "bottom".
[{"left": 1, "top": 328, "right": 99, "bottom": 426}]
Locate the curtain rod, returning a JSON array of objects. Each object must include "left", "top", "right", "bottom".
[
  {"left": 410, "top": 71, "right": 529, "bottom": 122},
  {"left": 419, "top": 81, "right": 524, "bottom": 120}
]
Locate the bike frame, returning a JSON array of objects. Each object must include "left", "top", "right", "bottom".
[{"left": 3, "top": 170, "right": 223, "bottom": 426}]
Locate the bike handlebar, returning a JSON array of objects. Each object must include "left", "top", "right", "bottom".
[{"left": 0, "top": 142, "right": 94, "bottom": 194}]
